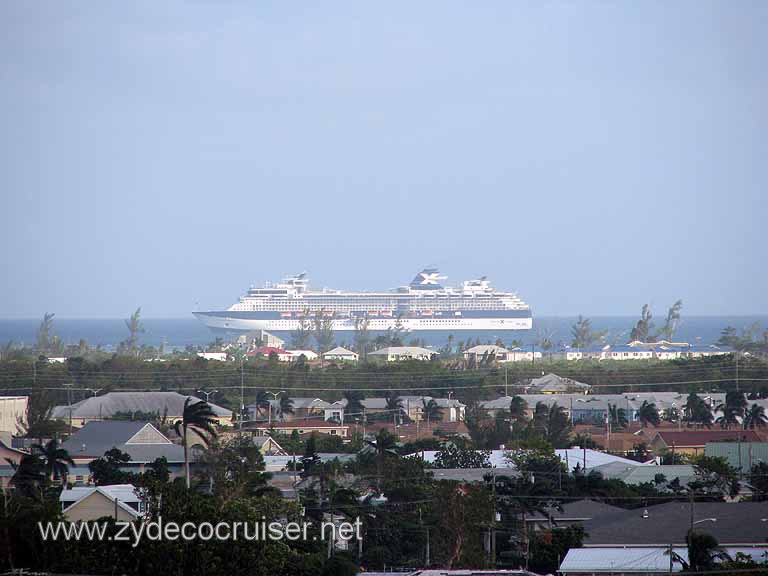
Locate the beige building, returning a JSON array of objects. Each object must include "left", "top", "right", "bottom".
[{"left": 60, "top": 485, "right": 143, "bottom": 522}]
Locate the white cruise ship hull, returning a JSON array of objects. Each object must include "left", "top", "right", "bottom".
[{"left": 193, "top": 312, "right": 532, "bottom": 333}]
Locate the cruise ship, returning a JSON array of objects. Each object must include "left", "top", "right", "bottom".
[{"left": 193, "top": 269, "right": 533, "bottom": 333}]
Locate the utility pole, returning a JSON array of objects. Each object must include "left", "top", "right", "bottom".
[
  {"left": 505, "top": 366, "right": 508, "bottom": 397},
  {"left": 63, "top": 382, "right": 73, "bottom": 433},
  {"left": 490, "top": 475, "right": 497, "bottom": 567},
  {"left": 736, "top": 352, "right": 740, "bottom": 392}
]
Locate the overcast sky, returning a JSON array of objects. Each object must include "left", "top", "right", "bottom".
[{"left": 1, "top": 1, "right": 766, "bottom": 319}]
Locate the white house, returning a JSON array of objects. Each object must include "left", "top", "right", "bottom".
[
  {"left": 60, "top": 484, "right": 143, "bottom": 522},
  {"left": 287, "top": 349, "right": 319, "bottom": 361},
  {"left": 197, "top": 352, "right": 228, "bottom": 361},
  {"left": 323, "top": 347, "right": 359, "bottom": 362},
  {"left": 368, "top": 346, "right": 437, "bottom": 362},
  {"left": 505, "top": 348, "right": 543, "bottom": 362}
]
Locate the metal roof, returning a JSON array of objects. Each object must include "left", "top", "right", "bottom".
[{"left": 51, "top": 391, "right": 231, "bottom": 420}]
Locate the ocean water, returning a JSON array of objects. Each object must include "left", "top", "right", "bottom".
[{"left": 0, "top": 316, "right": 765, "bottom": 350}]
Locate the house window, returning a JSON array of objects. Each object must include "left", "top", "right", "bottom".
[{"left": 330, "top": 429, "right": 337, "bottom": 435}]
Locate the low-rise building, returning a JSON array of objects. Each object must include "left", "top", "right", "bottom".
[
  {"left": 463, "top": 344, "right": 509, "bottom": 363},
  {"left": 51, "top": 391, "right": 232, "bottom": 428},
  {"left": 61, "top": 420, "right": 190, "bottom": 476},
  {"left": 197, "top": 352, "right": 228, "bottom": 361},
  {"left": 287, "top": 349, "right": 319, "bottom": 361},
  {"left": 60, "top": 484, "right": 143, "bottom": 522},
  {"left": 526, "top": 373, "right": 592, "bottom": 394},
  {"left": 322, "top": 347, "right": 358, "bottom": 362},
  {"left": 247, "top": 346, "right": 294, "bottom": 362},
  {"left": 250, "top": 418, "right": 349, "bottom": 438},
  {"left": 650, "top": 429, "right": 762, "bottom": 456},
  {"left": 368, "top": 346, "right": 438, "bottom": 362}
]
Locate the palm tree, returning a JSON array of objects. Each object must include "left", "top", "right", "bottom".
[
  {"left": 509, "top": 396, "right": 528, "bottom": 424},
  {"left": 716, "top": 391, "right": 747, "bottom": 429},
  {"left": 174, "top": 398, "right": 219, "bottom": 488},
  {"left": 9, "top": 453, "right": 47, "bottom": 499},
  {"left": 278, "top": 395, "right": 294, "bottom": 421},
  {"left": 31, "top": 438, "right": 74, "bottom": 484},
  {"left": 608, "top": 404, "right": 628, "bottom": 430},
  {"left": 251, "top": 390, "right": 270, "bottom": 420},
  {"left": 342, "top": 390, "right": 366, "bottom": 423},
  {"left": 422, "top": 398, "right": 443, "bottom": 426},
  {"left": 384, "top": 392, "right": 403, "bottom": 422},
  {"left": 743, "top": 403, "right": 768, "bottom": 430},
  {"left": 365, "top": 429, "right": 399, "bottom": 489},
  {"left": 637, "top": 401, "right": 661, "bottom": 428},
  {"left": 672, "top": 529, "right": 731, "bottom": 572}
]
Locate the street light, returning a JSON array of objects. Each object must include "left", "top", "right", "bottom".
[
  {"left": 267, "top": 390, "right": 286, "bottom": 426},
  {"left": 197, "top": 389, "right": 219, "bottom": 403}
]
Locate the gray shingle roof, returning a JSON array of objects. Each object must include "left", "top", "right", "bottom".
[
  {"left": 52, "top": 392, "right": 231, "bottom": 420},
  {"left": 61, "top": 421, "right": 186, "bottom": 463},
  {"left": 584, "top": 501, "right": 768, "bottom": 545}
]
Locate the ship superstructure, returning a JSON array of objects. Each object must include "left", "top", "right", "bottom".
[{"left": 193, "top": 269, "right": 532, "bottom": 333}]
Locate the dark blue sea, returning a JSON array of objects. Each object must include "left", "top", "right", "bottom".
[{"left": 1, "top": 316, "right": 766, "bottom": 350}]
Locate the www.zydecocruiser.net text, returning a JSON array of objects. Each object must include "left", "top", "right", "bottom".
[{"left": 39, "top": 518, "right": 363, "bottom": 548}]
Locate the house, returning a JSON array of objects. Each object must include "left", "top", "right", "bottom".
[
  {"left": 60, "top": 484, "right": 143, "bottom": 521},
  {"left": 60, "top": 420, "right": 190, "bottom": 477},
  {"left": 591, "top": 463, "right": 699, "bottom": 488},
  {"left": 287, "top": 349, "right": 319, "bottom": 361},
  {"left": 322, "top": 347, "right": 359, "bottom": 362},
  {"left": 561, "top": 501, "right": 768, "bottom": 575},
  {"left": 216, "top": 432, "right": 288, "bottom": 455},
  {"left": 525, "top": 499, "right": 623, "bottom": 531},
  {"left": 505, "top": 347, "right": 543, "bottom": 362},
  {"left": 196, "top": 352, "right": 228, "bottom": 361},
  {"left": 463, "top": 345, "right": 509, "bottom": 363},
  {"left": 705, "top": 441, "right": 768, "bottom": 472},
  {"left": 548, "top": 347, "right": 585, "bottom": 362},
  {"left": 235, "top": 330, "right": 285, "bottom": 350},
  {"left": 253, "top": 397, "right": 333, "bottom": 422},
  {"left": 247, "top": 346, "right": 294, "bottom": 362},
  {"left": 367, "top": 346, "right": 438, "bottom": 362},
  {"left": 650, "top": 429, "right": 762, "bottom": 456},
  {"left": 526, "top": 373, "right": 591, "bottom": 395},
  {"left": 0, "top": 396, "right": 27, "bottom": 433},
  {"left": 51, "top": 391, "right": 232, "bottom": 428},
  {"left": 249, "top": 418, "right": 349, "bottom": 438}
]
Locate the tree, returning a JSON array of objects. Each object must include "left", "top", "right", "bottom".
[
  {"left": 313, "top": 310, "right": 335, "bottom": 353},
  {"left": 432, "top": 443, "right": 491, "bottom": 468},
  {"left": 608, "top": 404, "right": 628, "bottom": 430},
  {"left": 743, "top": 403, "right": 768, "bottom": 430},
  {"left": 657, "top": 300, "right": 683, "bottom": 341},
  {"left": 683, "top": 393, "right": 714, "bottom": 429},
  {"left": 31, "top": 439, "right": 74, "bottom": 484},
  {"left": 716, "top": 391, "right": 747, "bottom": 430},
  {"left": 366, "top": 429, "right": 399, "bottom": 489},
  {"left": 342, "top": 391, "right": 365, "bottom": 423},
  {"left": 173, "top": 398, "right": 218, "bottom": 488},
  {"left": 36, "top": 312, "right": 56, "bottom": 353},
  {"left": 89, "top": 448, "right": 134, "bottom": 485},
  {"left": 9, "top": 453, "right": 47, "bottom": 499},
  {"left": 382, "top": 391, "right": 403, "bottom": 423},
  {"left": 673, "top": 529, "right": 730, "bottom": 572},
  {"left": 422, "top": 398, "right": 443, "bottom": 425},
  {"left": 17, "top": 391, "right": 67, "bottom": 439},
  {"left": 571, "top": 315, "right": 604, "bottom": 349},
  {"left": 637, "top": 401, "right": 661, "bottom": 428},
  {"left": 509, "top": 396, "right": 528, "bottom": 425},
  {"left": 353, "top": 317, "right": 372, "bottom": 359},
  {"left": 629, "top": 304, "right": 654, "bottom": 342},
  {"left": 120, "top": 307, "right": 144, "bottom": 354},
  {"left": 278, "top": 395, "right": 294, "bottom": 421},
  {"left": 291, "top": 311, "right": 313, "bottom": 349}
]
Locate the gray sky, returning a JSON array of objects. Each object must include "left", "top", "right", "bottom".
[{"left": 1, "top": 1, "right": 765, "bottom": 318}]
